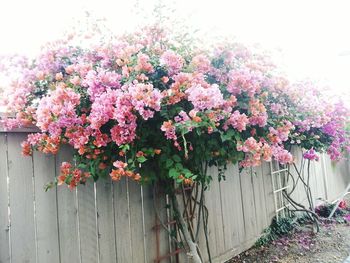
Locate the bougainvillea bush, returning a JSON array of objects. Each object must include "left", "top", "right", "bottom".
[{"left": 1, "top": 25, "right": 349, "bottom": 190}]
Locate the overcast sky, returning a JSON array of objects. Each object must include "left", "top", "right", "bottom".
[{"left": 1, "top": 0, "right": 350, "bottom": 95}]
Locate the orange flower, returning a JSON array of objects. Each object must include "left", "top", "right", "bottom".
[
  {"left": 21, "top": 141, "right": 32, "bottom": 156},
  {"left": 133, "top": 173, "right": 141, "bottom": 181},
  {"left": 136, "top": 151, "right": 144, "bottom": 157},
  {"left": 162, "top": 120, "right": 173, "bottom": 129},
  {"left": 192, "top": 116, "right": 202, "bottom": 123},
  {"left": 57, "top": 175, "right": 66, "bottom": 186},
  {"left": 154, "top": 149, "right": 161, "bottom": 155},
  {"left": 55, "top": 72, "right": 63, "bottom": 81},
  {"left": 184, "top": 178, "right": 193, "bottom": 186},
  {"left": 65, "top": 65, "right": 75, "bottom": 74},
  {"left": 125, "top": 170, "right": 134, "bottom": 178},
  {"left": 110, "top": 169, "right": 124, "bottom": 181},
  {"left": 78, "top": 147, "right": 86, "bottom": 155},
  {"left": 207, "top": 112, "right": 215, "bottom": 119}
]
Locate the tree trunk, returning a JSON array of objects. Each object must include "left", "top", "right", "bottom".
[{"left": 171, "top": 194, "right": 202, "bottom": 263}]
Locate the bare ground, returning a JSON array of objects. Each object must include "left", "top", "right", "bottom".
[{"left": 228, "top": 220, "right": 350, "bottom": 263}]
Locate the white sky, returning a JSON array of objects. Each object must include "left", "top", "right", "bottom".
[{"left": 1, "top": 0, "right": 350, "bottom": 96}]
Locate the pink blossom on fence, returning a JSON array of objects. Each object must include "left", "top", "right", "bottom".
[{"left": 303, "top": 148, "right": 320, "bottom": 161}]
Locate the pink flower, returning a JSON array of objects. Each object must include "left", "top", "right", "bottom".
[
  {"left": 303, "top": 148, "right": 319, "bottom": 161},
  {"left": 128, "top": 83, "right": 163, "bottom": 120},
  {"left": 190, "top": 54, "right": 211, "bottom": 73},
  {"left": 225, "top": 110, "right": 249, "bottom": 132},
  {"left": 160, "top": 50, "right": 184, "bottom": 76},
  {"left": 185, "top": 84, "right": 224, "bottom": 111},
  {"left": 113, "top": 161, "right": 127, "bottom": 169},
  {"left": 70, "top": 75, "right": 80, "bottom": 86},
  {"left": 161, "top": 120, "right": 177, "bottom": 141},
  {"left": 135, "top": 53, "right": 154, "bottom": 72},
  {"left": 272, "top": 146, "right": 293, "bottom": 164}
]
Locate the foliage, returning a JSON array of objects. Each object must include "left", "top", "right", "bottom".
[{"left": 255, "top": 217, "right": 298, "bottom": 247}]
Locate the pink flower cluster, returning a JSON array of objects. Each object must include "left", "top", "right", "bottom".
[
  {"left": 160, "top": 50, "right": 184, "bottom": 76},
  {"left": 185, "top": 84, "right": 224, "bottom": 111},
  {"left": 224, "top": 110, "right": 249, "bottom": 132},
  {"left": 2, "top": 23, "right": 349, "bottom": 189},
  {"left": 36, "top": 85, "right": 81, "bottom": 137},
  {"left": 237, "top": 137, "right": 273, "bottom": 167},
  {"left": 303, "top": 148, "right": 319, "bottom": 161}
]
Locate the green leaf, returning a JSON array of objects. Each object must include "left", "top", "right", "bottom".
[
  {"left": 220, "top": 130, "right": 235, "bottom": 142},
  {"left": 175, "top": 163, "right": 183, "bottom": 170},
  {"left": 169, "top": 168, "right": 178, "bottom": 178},
  {"left": 165, "top": 159, "right": 174, "bottom": 168},
  {"left": 172, "top": 154, "right": 181, "bottom": 162},
  {"left": 137, "top": 156, "right": 147, "bottom": 163}
]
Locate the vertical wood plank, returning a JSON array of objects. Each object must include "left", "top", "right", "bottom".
[
  {"left": 204, "top": 166, "right": 225, "bottom": 257},
  {"left": 77, "top": 182, "right": 99, "bottom": 263},
  {"left": 252, "top": 166, "right": 268, "bottom": 233},
  {"left": 261, "top": 162, "right": 275, "bottom": 224},
  {"left": 204, "top": 175, "right": 218, "bottom": 258},
  {"left": 141, "top": 184, "right": 158, "bottom": 263},
  {"left": 56, "top": 146, "right": 81, "bottom": 263},
  {"left": 96, "top": 179, "right": 117, "bottom": 263},
  {"left": 220, "top": 164, "right": 244, "bottom": 252},
  {"left": 314, "top": 159, "right": 326, "bottom": 202},
  {"left": 0, "top": 134, "right": 10, "bottom": 263},
  {"left": 114, "top": 177, "right": 133, "bottom": 262},
  {"left": 33, "top": 151, "right": 60, "bottom": 263},
  {"left": 128, "top": 181, "right": 146, "bottom": 263},
  {"left": 239, "top": 168, "right": 257, "bottom": 241},
  {"left": 155, "top": 192, "right": 171, "bottom": 263},
  {"left": 7, "top": 133, "right": 36, "bottom": 263}
]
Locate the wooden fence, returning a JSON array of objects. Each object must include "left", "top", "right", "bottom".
[{"left": 0, "top": 131, "right": 349, "bottom": 263}]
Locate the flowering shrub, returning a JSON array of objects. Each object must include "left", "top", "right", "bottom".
[{"left": 1, "top": 25, "right": 349, "bottom": 190}]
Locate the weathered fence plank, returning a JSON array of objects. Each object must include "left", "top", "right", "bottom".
[
  {"left": 96, "top": 179, "right": 117, "bottom": 263},
  {"left": 204, "top": 172, "right": 219, "bottom": 258},
  {"left": 141, "top": 184, "right": 158, "bottom": 263},
  {"left": 220, "top": 164, "right": 244, "bottom": 253},
  {"left": 252, "top": 166, "right": 269, "bottom": 233},
  {"left": 128, "top": 181, "right": 146, "bottom": 263},
  {"left": 7, "top": 133, "right": 36, "bottom": 263},
  {"left": 261, "top": 162, "right": 275, "bottom": 224},
  {"left": 77, "top": 182, "right": 99, "bottom": 263},
  {"left": 0, "top": 134, "right": 10, "bottom": 263},
  {"left": 239, "top": 169, "right": 257, "bottom": 242},
  {"left": 32, "top": 151, "right": 60, "bottom": 263},
  {"left": 56, "top": 146, "right": 81, "bottom": 263},
  {"left": 209, "top": 171, "right": 225, "bottom": 256},
  {"left": 114, "top": 177, "right": 133, "bottom": 262}
]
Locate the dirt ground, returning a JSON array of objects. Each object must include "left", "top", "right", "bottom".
[{"left": 228, "top": 219, "right": 350, "bottom": 263}]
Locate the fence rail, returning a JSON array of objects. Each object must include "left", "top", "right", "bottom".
[{"left": 0, "top": 131, "right": 349, "bottom": 263}]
